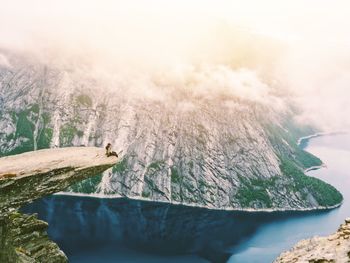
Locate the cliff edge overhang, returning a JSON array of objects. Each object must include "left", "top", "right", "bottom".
[{"left": 0, "top": 147, "right": 117, "bottom": 262}]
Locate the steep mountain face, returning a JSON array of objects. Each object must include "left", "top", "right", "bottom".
[{"left": 0, "top": 51, "right": 342, "bottom": 210}]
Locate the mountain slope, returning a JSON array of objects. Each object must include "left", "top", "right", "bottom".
[{"left": 0, "top": 51, "right": 342, "bottom": 210}]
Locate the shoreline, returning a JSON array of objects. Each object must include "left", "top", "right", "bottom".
[
  {"left": 55, "top": 190, "right": 342, "bottom": 213},
  {"left": 304, "top": 164, "right": 327, "bottom": 173},
  {"left": 297, "top": 132, "right": 328, "bottom": 146},
  {"left": 56, "top": 132, "right": 344, "bottom": 214},
  {"left": 297, "top": 131, "right": 348, "bottom": 146}
]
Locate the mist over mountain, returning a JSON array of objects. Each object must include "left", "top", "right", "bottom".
[
  {"left": 1, "top": 3, "right": 350, "bottom": 263},
  {"left": 1, "top": 0, "right": 350, "bottom": 131},
  {"left": 0, "top": 50, "right": 342, "bottom": 210},
  {"left": 0, "top": 0, "right": 348, "bottom": 210}
]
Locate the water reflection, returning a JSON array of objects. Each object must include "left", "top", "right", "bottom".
[
  {"left": 22, "top": 195, "right": 332, "bottom": 263},
  {"left": 22, "top": 133, "right": 350, "bottom": 263}
]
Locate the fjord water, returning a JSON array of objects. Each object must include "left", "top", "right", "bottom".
[
  {"left": 228, "top": 133, "right": 350, "bottom": 262},
  {"left": 22, "top": 134, "right": 350, "bottom": 263}
]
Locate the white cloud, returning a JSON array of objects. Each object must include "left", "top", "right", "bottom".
[{"left": 0, "top": 0, "right": 349, "bottom": 130}]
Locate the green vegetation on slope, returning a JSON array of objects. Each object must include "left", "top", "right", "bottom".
[
  {"left": 112, "top": 158, "right": 128, "bottom": 173},
  {"left": 59, "top": 123, "right": 77, "bottom": 146},
  {"left": 66, "top": 174, "right": 103, "bottom": 193},
  {"left": 4, "top": 107, "right": 52, "bottom": 156},
  {"left": 280, "top": 158, "right": 343, "bottom": 207},
  {"left": 235, "top": 158, "right": 343, "bottom": 209},
  {"left": 266, "top": 121, "right": 322, "bottom": 170},
  {"left": 236, "top": 176, "right": 274, "bottom": 208},
  {"left": 76, "top": 94, "right": 93, "bottom": 107}
]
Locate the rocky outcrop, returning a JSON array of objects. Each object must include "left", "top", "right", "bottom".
[
  {"left": 0, "top": 147, "right": 118, "bottom": 262},
  {"left": 0, "top": 212, "right": 67, "bottom": 263},
  {"left": 274, "top": 218, "right": 350, "bottom": 263}
]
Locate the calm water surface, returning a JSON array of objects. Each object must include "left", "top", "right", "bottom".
[{"left": 23, "top": 134, "right": 350, "bottom": 263}]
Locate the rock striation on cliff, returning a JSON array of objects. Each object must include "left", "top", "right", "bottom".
[
  {"left": 274, "top": 218, "right": 350, "bottom": 263},
  {"left": 0, "top": 147, "right": 118, "bottom": 262},
  {"left": 0, "top": 51, "right": 342, "bottom": 210}
]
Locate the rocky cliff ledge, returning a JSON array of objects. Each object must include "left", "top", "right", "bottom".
[
  {"left": 0, "top": 147, "right": 118, "bottom": 262},
  {"left": 274, "top": 218, "right": 350, "bottom": 263}
]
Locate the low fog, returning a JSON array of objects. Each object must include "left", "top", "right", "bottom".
[{"left": 0, "top": 0, "right": 349, "bottom": 130}]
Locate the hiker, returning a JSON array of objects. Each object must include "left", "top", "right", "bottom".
[{"left": 105, "top": 143, "right": 118, "bottom": 157}]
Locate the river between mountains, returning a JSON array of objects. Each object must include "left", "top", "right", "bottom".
[{"left": 22, "top": 133, "right": 350, "bottom": 263}]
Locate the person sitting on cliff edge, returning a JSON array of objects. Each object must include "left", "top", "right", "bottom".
[{"left": 105, "top": 143, "right": 118, "bottom": 158}]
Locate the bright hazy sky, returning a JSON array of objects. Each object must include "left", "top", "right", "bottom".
[
  {"left": 1, "top": 0, "right": 349, "bottom": 52},
  {"left": 0, "top": 0, "right": 350, "bottom": 130}
]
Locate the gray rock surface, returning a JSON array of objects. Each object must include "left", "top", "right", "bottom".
[
  {"left": 274, "top": 218, "right": 350, "bottom": 263},
  {"left": 0, "top": 147, "right": 118, "bottom": 213},
  {"left": 0, "top": 50, "right": 341, "bottom": 210},
  {"left": 0, "top": 147, "right": 118, "bottom": 263}
]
